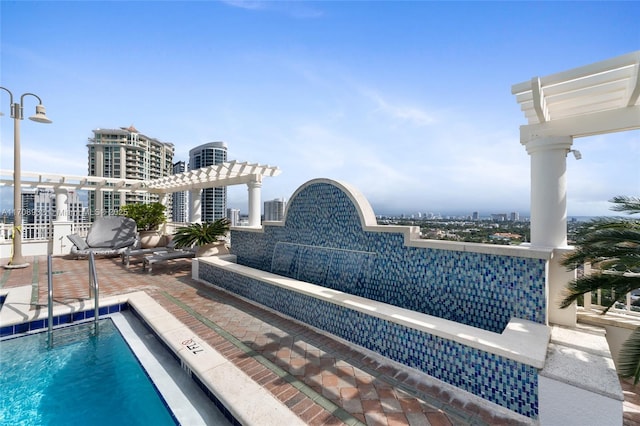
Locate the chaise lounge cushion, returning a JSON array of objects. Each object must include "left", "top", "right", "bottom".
[
  {"left": 67, "top": 233, "right": 89, "bottom": 250},
  {"left": 68, "top": 216, "right": 139, "bottom": 257},
  {"left": 86, "top": 216, "right": 137, "bottom": 249}
]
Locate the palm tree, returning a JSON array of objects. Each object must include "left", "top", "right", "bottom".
[
  {"left": 561, "top": 196, "right": 640, "bottom": 382},
  {"left": 172, "top": 218, "right": 230, "bottom": 249}
]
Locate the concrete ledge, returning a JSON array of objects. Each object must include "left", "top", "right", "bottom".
[
  {"left": 538, "top": 325, "right": 624, "bottom": 425},
  {"left": 0, "top": 284, "right": 129, "bottom": 327},
  {"left": 126, "top": 291, "right": 304, "bottom": 426},
  {"left": 201, "top": 256, "right": 550, "bottom": 368},
  {"left": 541, "top": 325, "right": 623, "bottom": 401},
  {"left": 578, "top": 308, "right": 640, "bottom": 331}
]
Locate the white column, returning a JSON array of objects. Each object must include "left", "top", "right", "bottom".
[
  {"left": 189, "top": 189, "right": 202, "bottom": 223},
  {"left": 94, "top": 189, "right": 104, "bottom": 220},
  {"left": 247, "top": 176, "right": 262, "bottom": 227},
  {"left": 52, "top": 188, "right": 73, "bottom": 255},
  {"left": 54, "top": 188, "right": 69, "bottom": 222},
  {"left": 159, "top": 192, "right": 169, "bottom": 234},
  {"left": 524, "top": 135, "right": 576, "bottom": 326},
  {"left": 525, "top": 136, "right": 573, "bottom": 248},
  {"left": 159, "top": 193, "right": 169, "bottom": 208}
]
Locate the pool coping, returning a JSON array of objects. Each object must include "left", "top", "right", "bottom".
[{"left": 0, "top": 286, "right": 305, "bottom": 426}]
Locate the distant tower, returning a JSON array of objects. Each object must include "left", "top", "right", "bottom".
[
  {"left": 87, "top": 126, "right": 174, "bottom": 218},
  {"left": 264, "top": 198, "right": 286, "bottom": 221},
  {"left": 510, "top": 212, "right": 520, "bottom": 222},
  {"left": 21, "top": 189, "right": 38, "bottom": 224},
  {"left": 226, "top": 208, "right": 240, "bottom": 227},
  {"left": 66, "top": 191, "right": 86, "bottom": 223},
  {"left": 172, "top": 161, "right": 188, "bottom": 223},
  {"left": 189, "top": 142, "right": 227, "bottom": 222},
  {"left": 472, "top": 211, "right": 479, "bottom": 220}
]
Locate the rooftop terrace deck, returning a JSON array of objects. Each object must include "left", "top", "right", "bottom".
[{"left": 2, "top": 255, "right": 639, "bottom": 426}]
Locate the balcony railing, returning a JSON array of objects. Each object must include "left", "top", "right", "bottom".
[
  {"left": 579, "top": 263, "right": 640, "bottom": 318},
  {"left": 0, "top": 221, "right": 92, "bottom": 241},
  {"left": 1, "top": 222, "right": 52, "bottom": 241}
]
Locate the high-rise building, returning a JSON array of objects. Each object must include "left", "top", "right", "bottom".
[
  {"left": 491, "top": 213, "right": 508, "bottom": 222},
  {"left": 21, "top": 189, "right": 39, "bottom": 225},
  {"left": 226, "top": 208, "right": 240, "bottom": 227},
  {"left": 264, "top": 198, "right": 286, "bottom": 221},
  {"left": 189, "top": 142, "right": 227, "bottom": 222},
  {"left": 21, "top": 189, "right": 86, "bottom": 224},
  {"left": 87, "top": 126, "right": 174, "bottom": 218},
  {"left": 510, "top": 212, "right": 520, "bottom": 222},
  {"left": 172, "top": 161, "right": 189, "bottom": 223}
]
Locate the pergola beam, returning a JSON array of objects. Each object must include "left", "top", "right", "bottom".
[
  {"left": 629, "top": 62, "right": 640, "bottom": 106},
  {"left": 0, "top": 161, "right": 281, "bottom": 195},
  {"left": 519, "top": 104, "right": 640, "bottom": 142},
  {"left": 513, "top": 51, "right": 640, "bottom": 126}
]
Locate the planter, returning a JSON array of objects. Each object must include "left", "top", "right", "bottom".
[
  {"left": 139, "top": 230, "right": 162, "bottom": 249},
  {"left": 196, "top": 242, "right": 229, "bottom": 257}
]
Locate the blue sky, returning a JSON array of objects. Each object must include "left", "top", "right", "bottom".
[{"left": 1, "top": 1, "right": 638, "bottom": 217}]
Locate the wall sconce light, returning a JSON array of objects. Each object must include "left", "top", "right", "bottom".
[{"left": 568, "top": 149, "right": 582, "bottom": 160}]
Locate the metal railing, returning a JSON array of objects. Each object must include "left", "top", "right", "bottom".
[
  {"left": 46, "top": 252, "right": 100, "bottom": 345},
  {"left": 89, "top": 251, "right": 99, "bottom": 327},
  {"left": 47, "top": 255, "right": 54, "bottom": 345}
]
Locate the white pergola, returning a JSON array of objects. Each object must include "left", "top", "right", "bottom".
[
  {"left": 512, "top": 50, "right": 640, "bottom": 326},
  {"left": 0, "top": 160, "right": 281, "bottom": 227}
]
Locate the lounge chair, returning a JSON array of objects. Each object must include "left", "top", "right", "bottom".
[
  {"left": 142, "top": 247, "right": 196, "bottom": 273},
  {"left": 121, "top": 239, "right": 176, "bottom": 267},
  {"left": 67, "top": 216, "right": 139, "bottom": 259}
]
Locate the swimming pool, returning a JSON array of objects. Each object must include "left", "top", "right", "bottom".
[
  {"left": 0, "top": 310, "right": 235, "bottom": 426},
  {"left": 1, "top": 318, "right": 177, "bottom": 425}
]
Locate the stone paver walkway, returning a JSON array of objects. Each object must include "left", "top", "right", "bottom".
[{"left": 2, "top": 255, "right": 638, "bottom": 425}]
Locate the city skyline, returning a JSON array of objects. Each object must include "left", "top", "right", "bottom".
[{"left": 1, "top": 2, "right": 638, "bottom": 217}]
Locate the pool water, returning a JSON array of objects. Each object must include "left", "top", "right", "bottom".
[{"left": 0, "top": 319, "right": 177, "bottom": 425}]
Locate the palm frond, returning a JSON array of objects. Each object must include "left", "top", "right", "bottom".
[
  {"left": 610, "top": 196, "right": 640, "bottom": 215},
  {"left": 172, "top": 219, "right": 230, "bottom": 249},
  {"left": 561, "top": 195, "right": 640, "bottom": 382},
  {"left": 562, "top": 217, "right": 640, "bottom": 270},
  {"left": 560, "top": 273, "right": 640, "bottom": 312},
  {"left": 618, "top": 327, "right": 640, "bottom": 384}
]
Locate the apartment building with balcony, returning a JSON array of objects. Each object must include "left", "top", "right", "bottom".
[{"left": 87, "top": 126, "right": 174, "bottom": 217}]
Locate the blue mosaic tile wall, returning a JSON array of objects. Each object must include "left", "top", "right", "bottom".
[
  {"left": 231, "top": 181, "right": 547, "bottom": 333},
  {"left": 199, "top": 263, "right": 539, "bottom": 418}
]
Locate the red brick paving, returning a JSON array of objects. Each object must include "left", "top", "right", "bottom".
[{"left": 3, "top": 255, "right": 639, "bottom": 425}]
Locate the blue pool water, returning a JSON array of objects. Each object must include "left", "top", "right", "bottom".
[{"left": 0, "top": 319, "right": 177, "bottom": 425}]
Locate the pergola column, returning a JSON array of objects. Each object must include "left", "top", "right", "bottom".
[
  {"left": 52, "top": 188, "right": 73, "bottom": 256},
  {"left": 247, "top": 176, "right": 262, "bottom": 227},
  {"left": 524, "top": 135, "right": 576, "bottom": 326},
  {"left": 189, "top": 189, "right": 202, "bottom": 223},
  {"left": 54, "top": 188, "right": 69, "bottom": 222},
  {"left": 525, "top": 136, "right": 573, "bottom": 248},
  {"left": 94, "top": 189, "right": 104, "bottom": 220},
  {"left": 159, "top": 192, "right": 170, "bottom": 233}
]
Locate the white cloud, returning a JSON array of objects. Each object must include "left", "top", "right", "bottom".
[
  {"left": 219, "top": 0, "right": 265, "bottom": 11},
  {"left": 360, "top": 88, "right": 436, "bottom": 127},
  {"left": 220, "top": 0, "right": 324, "bottom": 18}
]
